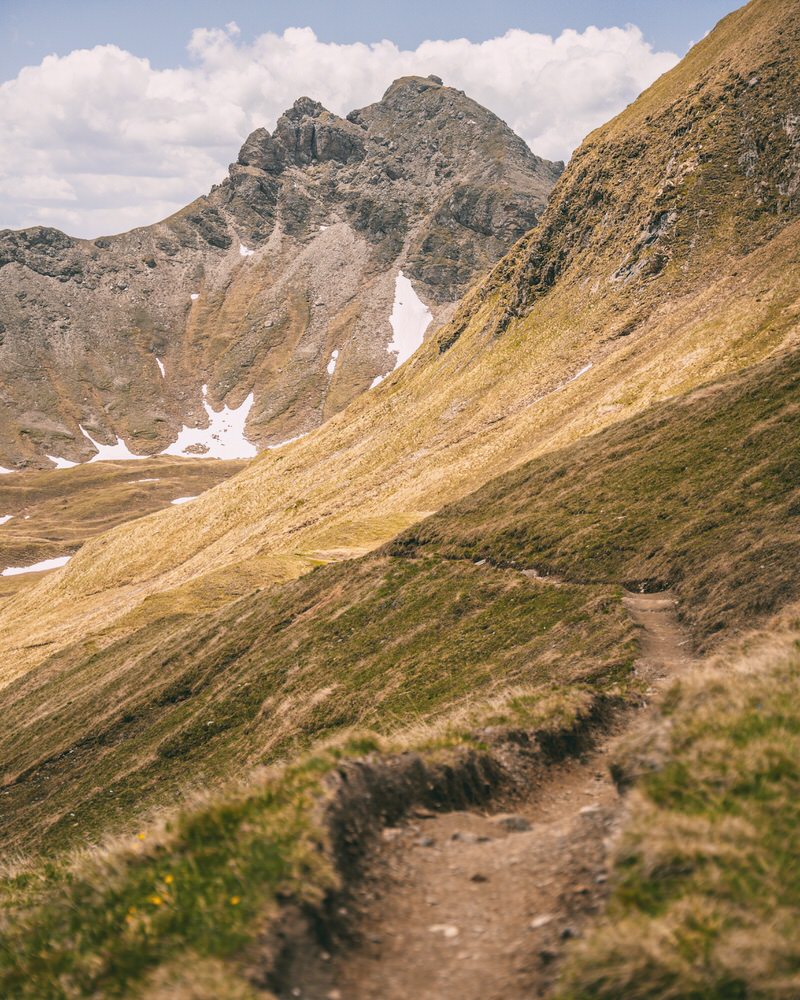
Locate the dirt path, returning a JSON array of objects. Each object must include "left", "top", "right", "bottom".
[
  {"left": 622, "top": 590, "right": 693, "bottom": 683},
  {"left": 282, "top": 591, "right": 691, "bottom": 1000}
]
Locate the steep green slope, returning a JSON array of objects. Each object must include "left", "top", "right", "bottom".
[
  {"left": 0, "top": 561, "right": 630, "bottom": 855},
  {"left": 488, "top": 0, "right": 800, "bottom": 333},
  {"left": 1, "top": 5, "right": 798, "bottom": 994},
  {"left": 0, "top": 341, "right": 798, "bottom": 999},
  {"left": 1, "top": 0, "right": 797, "bottom": 689},
  {"left": 1, "top": 342, "right": 797, "bottom": 861},
  {"left": 388, "top": 348, "right": 800, "bottom": 648}
]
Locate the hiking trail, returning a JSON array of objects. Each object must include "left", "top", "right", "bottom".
[{"left": 282, "top": 590, "right": 692, "bottom": 1000}]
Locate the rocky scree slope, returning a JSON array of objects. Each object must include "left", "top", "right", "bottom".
[
  {"left": 1, "top": 0, "right": 798, "bottom": 687},
  {"left": 0, "top": 75, "right": 560, "bottom": 467}
]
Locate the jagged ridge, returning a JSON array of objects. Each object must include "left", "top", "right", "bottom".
[{"left": 0, "top": 76, "right": 561, "bottom": 466}]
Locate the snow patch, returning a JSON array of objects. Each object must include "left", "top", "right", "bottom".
[
  {"left": 156, "top": 357, "right": 166, "bottom": 378},
  {"left": 239, "top": 243, "right": 255, "bottom": 257},
  {"left": 267, "top": 432, "right": 307, "bottom": 450},
  {"left": 134, "top": 478, "right": 160, "bottom": 483},
  {"left": 171, "top": 496, "right": 197, "bottom": 505},
  {"left": 2, "top": 555, "right": 71, "bottom": 577},
  {"left": 80, "top": 426, "right": 146, "bottom": 462},
  {"left": 0, "top": 466, "right": 12, "bottom": 475},
  {"left": 190, "top": 292, "right": 199, "bottom": 301},
  {"left": 385, "top": 270, "right": 432, "bottom": 373},
  {"left": 567, "top": 362, "right": 593, "bottom": 383},
  {"left": 365, "top": 271, "right": 431, "bottom": 389},
  {"left": 319, "top": 225, "right": 328, "bottom": 231},
  {"left": 47, "top": 455, "right": 78, "bottom": 469},
  {"left": 161, "top": 385, "right": 257, "bottom": 460},
  {"left": 0, "top": 515, "right": 12, "bottom": 526},
  {"left": 327, "top": 349, "right": 339, "bottom": 375}
]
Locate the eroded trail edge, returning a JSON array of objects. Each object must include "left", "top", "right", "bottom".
[{"left": 272, "top": 591, "right": 692, "bottom": 1000}]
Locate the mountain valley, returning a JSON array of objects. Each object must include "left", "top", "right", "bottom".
[{"left": 0, "top": 2, "right": 798, "bottom": 998}]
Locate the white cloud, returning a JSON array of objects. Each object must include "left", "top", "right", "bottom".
[{"left": 0, "top": 23, "right": 677, "bottom": 238}]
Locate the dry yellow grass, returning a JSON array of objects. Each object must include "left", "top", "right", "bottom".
[
  {"left": 1, "top": 215, "right": 795, "bottom": 688},
  {"left": 0, "top": 457, "right": 245, "bottom": 564},
  {"left": 0, "top": 0, "right": 797, "bottom": 687}
]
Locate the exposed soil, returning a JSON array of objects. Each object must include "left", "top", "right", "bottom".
[{"left": 278, "top": 591, "right": 692, "bottom": 1000}]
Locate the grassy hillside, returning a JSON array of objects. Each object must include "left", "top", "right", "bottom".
[
  {"left": 1, "top": 0, "right": 798, "bottom": 688},
  {"left": 0, "top": 340, "right": 798, "bottom": 996},
  {"left": 1, "top": 340, "right": 796, "bottom": 860},
  {"left": 388, "top": 347, "right": 800, "bottom": 648},
  {"left": 489, "top": 0, "right": 800, "bottom": 330},
  {"left": 0, "top": 558, "right": 631, "bottom": 855},
  {"left": 558, "top": 616, "right": 800, "bottom": 999},
  {"left": 1, "top": 4, "right": 799, "bottom": 994},
  {"left": 0, "top": 458, "right": 245, "bottom": 595}
]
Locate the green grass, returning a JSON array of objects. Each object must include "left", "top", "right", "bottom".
[
  {"left": 4, "top": 0, "right": 798, "bottom": 697},
  {"left": 0, "top": 750, "right": 339, "bottom": 999},
  {"left": 1, "top": 7, "right": 798, "bottom": 992},
  {"left": 3, "top": 345, "right": 798, "bottom": 863},
  {"left": 0, "top": 556, "right": 633, "bottom": 856},
  {"left": 0, "top": 688, "right": 608, "bottom": 999},
  {"left": 388, "top": 347, "right": 800, "bottom": 647},
  {"left": 0, "top": 343, "right": 797, "bottom": 996},
  {"left": 557, "top": 625, "right": 800, "bottom": 999}
]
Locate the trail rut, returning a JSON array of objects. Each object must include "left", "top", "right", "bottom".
[{"left": 281, "top": 591, "right": 692, "bottom": 1000}]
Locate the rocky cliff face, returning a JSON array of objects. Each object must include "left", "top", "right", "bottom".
[{"left": 0, "top": 75, "right": 561, "bottom": 467}]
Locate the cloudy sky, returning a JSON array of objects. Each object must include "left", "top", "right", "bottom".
[{"left": 0, "top": 0, "right": 740, "bottom": 238}]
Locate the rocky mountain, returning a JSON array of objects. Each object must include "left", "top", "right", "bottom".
[
  {"left": 0, "top": 75, "right": 561, "bottom": 468},
  {"left": 2, "top": 3, "right": 800, "bottom": 997}
]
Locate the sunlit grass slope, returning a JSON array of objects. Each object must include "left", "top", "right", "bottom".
[
  {"left": 0, "top": 340, "right": 796, "bottom": 862},
  {"left": 0, "top": 342, "right": 798, "bottom": 998},
  {"left": 388, "top": 347, "right": 800, "bottom": 649},
  {"left": 0, "top": 0, "right": 797, "bottom": 687}
]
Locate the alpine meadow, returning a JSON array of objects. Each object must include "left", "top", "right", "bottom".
[{"left": 0, "top": 1, "right": 798, "bottom": 997}]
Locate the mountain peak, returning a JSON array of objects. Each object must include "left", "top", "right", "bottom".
[
  {"left": 237, "top": 74, "right": 454, "bottom": 172},
  {"left": 235, "top": 99, "right": 362, "bottom": 174},
  {"left": 283, "top": 95, "right": 327, "bottom": 122},
  {"left": 0, "top": 76, "right": 562, "bottom": 469},
  {"left": 381, "top": 74, "right": 445, "bottom": 102}
]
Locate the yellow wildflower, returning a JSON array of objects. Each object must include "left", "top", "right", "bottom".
[
  {"left": 164, "top": 874, "right": 174, "bottom": 885},
  {"left": 149, "top": 895, "right": 163, "bottom": 906},
  {"left": 229, "top": 895, "right": 241, "bottom": 906}
]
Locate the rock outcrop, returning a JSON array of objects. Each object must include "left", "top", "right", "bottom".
[{"left": 0, "top": 76, "right": 561, "bottom": 467}]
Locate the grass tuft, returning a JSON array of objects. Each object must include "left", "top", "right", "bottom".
[{"left": 557, "top": 620, "right": 800, "bottom": 999}]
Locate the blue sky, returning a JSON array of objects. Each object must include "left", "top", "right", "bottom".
[{"left": 0, "top": 0, "right": 740, "bottom": 81}]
